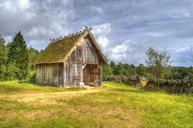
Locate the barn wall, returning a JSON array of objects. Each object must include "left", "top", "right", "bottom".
[
  {"left": 64, "top": 37, "right": 101, "bottom": 85},
  {"left": 36, "top": 63, "right": 64, "bottom": 86}
]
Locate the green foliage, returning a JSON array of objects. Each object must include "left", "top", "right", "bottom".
[
  {"left": 136, "top": 63, "right": 146, "bottom": 76},
  {"left": 110, "top": 61, "right": 137, "bottom": 76},
  {"left": 4, "top": 63, "right": 18, "bottom": 80},
  {"left": 145, "top": 48, "right": 170, "bottom": 86},
  {"left": 102, "top": 64, "right": 112, "bottom": 77},
  {"left": 114, "top": 63, "right": 124, "bottom": 75},
  {"left": 7, "top": 32, "right": 29, "bottom": 79},
  {"left": 0, "top": 36, "right": 8, "bottom": 80},
  {"left": 28, "top": 47, "right": 39, "bottom": 64},
  {"left": 170, "top": 66, "right": 193, "bottom": 80},
  {"left": 110, "top": 61, "right": 116, "bottom": 74}
]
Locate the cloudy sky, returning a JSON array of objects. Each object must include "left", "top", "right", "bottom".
[{"left": 1, "top": 0, "right": 193, "bottom": 66}]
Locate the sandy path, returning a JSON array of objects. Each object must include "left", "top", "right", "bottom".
[{"left": 0, "top": 86, "right": 103, "bottom": 103}]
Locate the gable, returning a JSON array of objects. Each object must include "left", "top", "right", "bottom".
[
  {"left": 67, "top": 37, "right": 101, "bottom": 64},
  {"left": 83, "top": 37, "right": 99, "bottom": 63},
  {"left": 85, "top": 32, "right": 107, "bottom": 64}
]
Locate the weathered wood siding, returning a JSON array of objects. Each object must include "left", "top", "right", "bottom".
[
  {"left": 36, "top": 63, "right": 64, "bottom": 86},
  {"left": 83, "top": 64, "right": 100, "bottom": 84},
  {"left": 64, "top": 37, "right": 101, "bottom": 85}
]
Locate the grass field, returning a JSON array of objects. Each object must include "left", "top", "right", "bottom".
[{"left": 0, "top": 81, "right": 192, "bottom": 128}]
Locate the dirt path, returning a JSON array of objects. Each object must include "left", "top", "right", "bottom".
[{"left": 0, "top": 86, "right": 103, "bottom": 103}]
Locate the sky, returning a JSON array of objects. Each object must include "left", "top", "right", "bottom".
[{"left": 1, "top": 0, "right": 193, "bottom": 66}]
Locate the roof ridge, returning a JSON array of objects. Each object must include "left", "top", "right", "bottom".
[{"left": 49, "top": 26, "right": 92, "bottom": 43}]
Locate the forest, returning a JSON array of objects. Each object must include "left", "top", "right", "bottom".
[{"left": 0, "top": 32, "right": 39, "bottom": 81}]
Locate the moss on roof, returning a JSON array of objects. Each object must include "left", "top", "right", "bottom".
[{"left": 34, "top": 32, "right": 84, "bottom": 64}]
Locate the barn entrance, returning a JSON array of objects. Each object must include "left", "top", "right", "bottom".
[{"left": 83, "top": 64, "right": 100, "bottom": 86}]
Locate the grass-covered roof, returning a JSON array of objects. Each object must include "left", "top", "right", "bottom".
[{"left": 34, "top": 32, "right": 84, "bottom": 64}]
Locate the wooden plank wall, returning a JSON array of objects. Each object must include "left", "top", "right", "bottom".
[
  {"left": 36, "top": 63, "right": 64, "bottom": 86},
  {"left": 64, "top": 37, "right": 101, "bottom": 86}
]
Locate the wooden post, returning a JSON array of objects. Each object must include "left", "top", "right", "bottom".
[
  {"left": 63, "top": 63, "right": 66, "bottom": 87},
  {"left": 100, "top": 65, "right": 102, "bottom": 86},
  {"left": 80, "top": 64, "right": 86, "bottom": 83}
]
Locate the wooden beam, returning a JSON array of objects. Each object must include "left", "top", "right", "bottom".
[{"left": 100, "top": 66, "right": 102, "bottom": 86}]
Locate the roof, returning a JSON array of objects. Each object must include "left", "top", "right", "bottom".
[{"left": 34, "top": 27, "right": 107, "bottom": 64}]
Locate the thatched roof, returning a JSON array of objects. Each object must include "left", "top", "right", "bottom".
[
  {"left": 34, "top": 27, "right": 107, "bottom": 64},
  {"left": 34, "top": 32, "right": 84, "bottom": 64}
]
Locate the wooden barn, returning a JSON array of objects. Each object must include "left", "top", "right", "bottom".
[{"left": 34, "top": 27, "right": 107, "bottom": 87}]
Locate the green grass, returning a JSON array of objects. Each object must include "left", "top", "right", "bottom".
[
  {"left": 0, "top": 81, "right": 192, "bottom": 128},
  {"left": 0, "top": 81, "right": 85, "bottom": 94}
]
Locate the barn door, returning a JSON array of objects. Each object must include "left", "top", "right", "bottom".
[
  {"left": 83, "top": 65, "right": 92, "bottom": 84},
  {"left": 83, "top": 64, "right": 99, "bottom": 85}
]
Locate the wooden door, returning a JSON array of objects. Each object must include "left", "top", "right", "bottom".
[{"left": 83, "top": 64, "right": 100, "bottom": 85}]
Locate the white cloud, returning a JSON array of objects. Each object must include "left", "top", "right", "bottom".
[
  {"left": 97, "top": 36, "right": 109, "bottom": 49},
  {"left": 91, "top": 6, "right": 104, "bottom": 14},
  {"left": 92, "top": 23, "right": 111, "bottom": 52},
  {"left": 109, "top": 41, "right": 145, "bottom": 64},
  {"left": 18, "top": 0, "right": 30, "bottom": 9},
  {"left": 111, "top": 44, "right": 131, "bottom": 62},
  {"left": 92, "top": 23, "right": 111, "bottom": 35}
]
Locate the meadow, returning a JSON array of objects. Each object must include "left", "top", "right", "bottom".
[{"left": 0, "top": 81, "right": 192, "bottom": 128}]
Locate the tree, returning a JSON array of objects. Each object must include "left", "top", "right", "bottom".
[
  {"left": 0, "top": 36, "right": 8, "bottom": 79},
  {"left": 110, "top": 61, "right": 116, "bottom": 75},
  {"left": 145, "top": 48, "right": 170, "bottom": 87},
  {"left": 137, "top": 63, "right": 146, "bottom": 76},
  {"left": 127, "top": 64, "right": 137, "bottom": 76},
  {"left": 171, "top": 67, "right": 193, "bottom": 80},
  {"left": 28, "top": 47, "right": 39, "bottom": 66},
  {"left": 7, "top": 32, "right": 29, "bottom": 79},
  {"left": 114, "top": 63, "right": 124, "bottom": 75},
  {"left": 102, "top": 64, "right": 112, "bottom": 77}
]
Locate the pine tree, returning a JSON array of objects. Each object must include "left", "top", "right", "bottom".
[
  {"left": 28, "top": 47, "right": 39, "bottom": 64},
  {"left": 7, "top": 32, "right": 29, "bottom": 79}
]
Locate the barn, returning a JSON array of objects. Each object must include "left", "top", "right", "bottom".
[{"left": 34, "top": 27, "right": 107, "bottom": 86}]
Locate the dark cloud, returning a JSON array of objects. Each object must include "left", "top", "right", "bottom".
[{"left": 1, "top": 0, "right": 193, "bottom": 66}]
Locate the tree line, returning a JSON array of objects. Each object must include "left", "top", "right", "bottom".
[
  {"left": 0, "top": 32, "right": 193, "bottom": 92},
  {"left": 0, "top": 32, "right": 39, "bottom": 80},
  {"left": 103, "top": 48, "right": 193, "bottom": 93}
]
